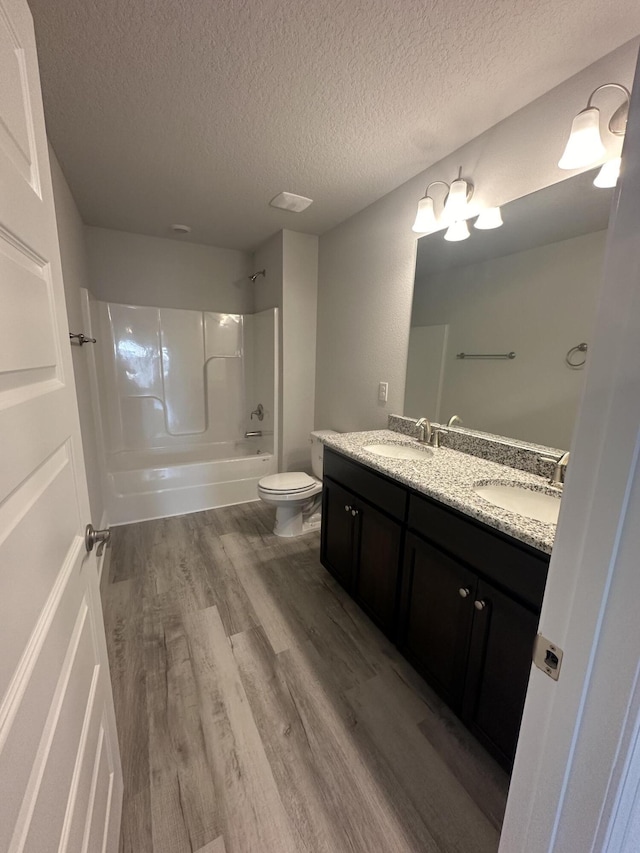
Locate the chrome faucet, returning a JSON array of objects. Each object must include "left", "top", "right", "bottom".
[
  {"left": 447, "top": 414, "right": 463, "bottom": 427},
  {"left": 429, "top": 427, "right": 448, "bottom": 449},
  {"left": 550, "top": 451, "right": 570, "bottom": 487},
  {"left": 251, "top": 403, "right": 264, "bottom": 421},
  {"left": 415, "top": 417, "right": 432, "bottom": 444}
]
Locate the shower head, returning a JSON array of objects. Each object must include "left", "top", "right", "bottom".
[{"left": 249, "top": 269, "right": 266, "bottom": 283}]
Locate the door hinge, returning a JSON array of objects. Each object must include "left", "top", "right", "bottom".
[{"left": 533, "top": 634, "right": 563, "bottom": 681}]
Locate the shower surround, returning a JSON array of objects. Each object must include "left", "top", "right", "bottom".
[{"left": 87, "top": 295, "right": 277, "bottom": 524}]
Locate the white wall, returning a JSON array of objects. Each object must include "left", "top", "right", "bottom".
[
  {"left": 410, "top": 230, "right": 607, "bottom": 448},
  {"left": 252, "top": 232, "right": 284, "bottom": 461},
  {"left": 49, "top": 144, "right": 105, "bottom": 525},
  {"left": 85, "top": 226, "right": 253, "bottom": 313},
  {"left": 252, "top": 230, "right": 318, "bottom": 473},
  {"left": 252, "top": 233, "right": 284, "bottom": 315},
  {"left": 281, "top": 231, "right": 318, "bottom": 472},
  {"left": 314, "top": 38, "right": 639, "bottom": 433},
  {"left": 244, "top": 309, "right": 278, "bottom": 457}
]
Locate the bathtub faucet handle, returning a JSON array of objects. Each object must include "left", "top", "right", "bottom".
[{"left": 251, "top": 403, "right": 265, "bottom": 421}]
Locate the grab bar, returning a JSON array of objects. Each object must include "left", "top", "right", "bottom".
[
  {"left": 456, "top": 351, "right": 516, "bottom": 360},
  {"left": 244, "top": 430, "right": 263, "bottom": 438}
]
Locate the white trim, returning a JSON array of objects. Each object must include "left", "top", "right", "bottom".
[
  {"left": 500, "top": 47, "right": 640, "bottom": 852},
  {"left": 599, "top": 668, "right": 640, "bottom": 851},
  {"left": 273, "top": 306, "right": 280, "bottom": 472},
  {"left": 57, "top": 666, "right": 100, "bottom": 853},
  {"left": 9, "top": 599, "right": 90, "bottom": 852},
  {"left": 80, "top": 722, "right": 105, "bottom": 853},
  {"left": 0, "top": 534, "right": 82, "bottom": 742}
]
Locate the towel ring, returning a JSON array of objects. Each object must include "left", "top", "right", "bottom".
[{"left": 566, "top": 342, "right": 588, "bottom": 369}]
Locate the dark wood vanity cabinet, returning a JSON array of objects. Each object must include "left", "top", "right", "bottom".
[
  {"left": 321, "top": 478, "right": 357, "bottom": 588},
  {"left": 321, "top": 447, "right": 550, "bottom": 769},
  {"left": 321, "top": 475, "right": 403, "bottom": 637},
  {"left": 462, "top": 578, "right": 540, "bottom": 764},
  {"left": 400, "top": 534, "right": 541, "bottom": 765},
  {"left": 400, "top": 533, "right": 477, "bottom": 709},
  {"left": 321, "top": 448, "right": 407, "bottom": 637}
]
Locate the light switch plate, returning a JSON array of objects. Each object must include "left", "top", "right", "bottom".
[{"left": 378, "top": 381, "right": 389, "bottom": 402}]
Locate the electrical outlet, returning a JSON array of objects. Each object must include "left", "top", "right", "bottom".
[{"left": 378, "top": 381, "right": 389, "bottom": 403}]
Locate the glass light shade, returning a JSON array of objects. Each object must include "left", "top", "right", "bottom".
[
  {"left": 593, "top": 157, "right": 621, "bottom": 188},
  {"left": 444, "top": 220, "right": 470, "bottom": 242},
  {"left": 558, "top": 107, "right": 606, "bottom": 169},
  {"left": 412, "top": 195, "right": 438, "bottom": 232},
  {"left": 443, "top": 178, "right": 469, "bottom": 221},
  {"left": 474, "top": 206, "right": 503, "bottom": 229}
]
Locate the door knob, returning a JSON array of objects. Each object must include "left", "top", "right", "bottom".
[
  {"left": 474, "top": 599, "right": 487, "bottom": 611},
  {"left": 351, "top": 508, "right": 359, "bottom": 517},
  {"left": 345, "top": 504, "right": 352, "bottom": 512},
  {"left": 458, "top": 587, "right": 470, "bottom": 598},
  {"left": 85, "top": 524, "right": 111, "bottom": 557}
]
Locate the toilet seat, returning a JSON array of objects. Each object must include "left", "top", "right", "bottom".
[
  {"left": 257, "top": 430, "right": 336, "bottom": 537},
  {"left": 258, "top": 472, "right": 319, "bottom": 494}
]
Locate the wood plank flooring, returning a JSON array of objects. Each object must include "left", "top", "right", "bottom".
[{"left": 101, "top": 501, "right": 509, "bottom": 853}]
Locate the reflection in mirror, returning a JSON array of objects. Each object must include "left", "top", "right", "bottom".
[{"left": 404, "top": 169, "right": 614, "bottom": 449}]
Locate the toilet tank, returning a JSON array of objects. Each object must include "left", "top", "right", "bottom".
[{"left": 310, "top": 430, "right": 337, "bottom": 480}]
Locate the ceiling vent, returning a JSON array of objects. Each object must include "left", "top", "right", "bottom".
[{"left": 269, "top": 192, "right": 313, "bottom": 213}]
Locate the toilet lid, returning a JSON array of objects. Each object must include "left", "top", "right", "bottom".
[{"left": 259, "top": 472, "right": 318, "bottom": 493}]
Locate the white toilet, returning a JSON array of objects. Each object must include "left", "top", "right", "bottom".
[{"left": 258, "top": 430, "right": 337, "bottom": 537}]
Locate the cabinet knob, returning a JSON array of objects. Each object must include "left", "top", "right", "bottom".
[
  {"left": 474, "top": 600, "right": 487, "bottom": 611},
  {"left": 458, "top": 587, "right": 470, "bottom": 598},
  {"left": 344, "top": 504, "right": 351, "bottom": 512},
  {"left": 351, "top": 509, "right": 359, "bottom": 516}
]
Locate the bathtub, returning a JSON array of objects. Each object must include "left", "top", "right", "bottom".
[{"left": 105, "top": 439, "right": 276, "bottom": 525}]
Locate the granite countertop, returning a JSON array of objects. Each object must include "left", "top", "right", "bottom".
[{"left": 323, "top": 429, "right": 558, "bottom": 554}]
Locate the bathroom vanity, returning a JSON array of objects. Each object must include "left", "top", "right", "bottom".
[{"left": 320, "top": 430, "right": 554, "bottom": 769}]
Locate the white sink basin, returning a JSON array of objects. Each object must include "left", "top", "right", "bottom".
[
  {"left": 474, "top": 482, "right": 561, "bottom": 525},
  {"left": 363, "top": 443, "right": 434, "bottom": 462}
]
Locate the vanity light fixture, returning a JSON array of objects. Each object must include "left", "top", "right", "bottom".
[
  {"left": 412, "top": 194, "right": 437, "bottom": 233},
  {"left": 474, "top": 206, "right": 503, "bottom": 230},
  {"left": 412, "top": 169, "right": 473, "bottom": 234},
  {"left": 443, "top": 168, "right": 474, "bottom": 222},
  {"left": 558, "top": 83, "right": 630, "bottom": 182},
  {"left": 593, "top": 155, "right": 621, "bottom": 188},
  {"left": 444, "top": 220, "right": 471, "bottom": 241},
  {"left": 412, "top": 180, "right": 449, "bottom": 233}
]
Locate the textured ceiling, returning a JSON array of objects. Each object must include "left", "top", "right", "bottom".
[{"left": 28, "top": 0, "right": 640, "bottom": 251}]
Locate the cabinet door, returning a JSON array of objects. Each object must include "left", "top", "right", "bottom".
[
  {"left": 463, "top": 579, "right": 539, "bottom": 767},
  {"left": 353, "top": 500, "right": 402, "bottom": 637},
  {"left": 321, "top": 477, "right": 356, "bottom": 589},
  {"left": 399, "top": 534, "right": 476, "bottom": 709}
]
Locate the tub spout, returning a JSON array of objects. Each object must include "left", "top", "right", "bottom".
[{"left": 244, "top": 430, "right": 263, "bottom": 438}]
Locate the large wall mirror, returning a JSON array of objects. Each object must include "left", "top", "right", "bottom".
[{"left": 403, "top": 169, "right": 614, "bottom": 449}]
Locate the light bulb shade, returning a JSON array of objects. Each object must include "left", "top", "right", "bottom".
[
  {"left": 593, "top": 156, "right": 621, "bottom": 188},
  {"left": 558, "top": 107, "right": 605, "bottom": 169},
  {"left": 443, "top": 178, "right": 469, "bottom": 221},
  {"left": 444, "top": 220, "right": 470, "bottom": 242},
  {"left": 412, "top": 195, "right": 437, "bottom": 232},
  {"left": 474, "top": 206, "right": 503, "bottom": 229}
]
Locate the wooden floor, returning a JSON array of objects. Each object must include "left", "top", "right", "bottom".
[{"left": 101, "top": 501, "right": 509, "bottom": 853}]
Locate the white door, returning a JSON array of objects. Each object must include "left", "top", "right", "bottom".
[
  {"left": 0, "top": 1, "right": 122, "bottom": 851},
  {"left": 500, "top": 50, "right": 640, "bottom": 851}
]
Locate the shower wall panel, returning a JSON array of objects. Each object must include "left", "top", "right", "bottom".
[
  {"left": 160, "top": 308, "right": 206, "bottom": 435},
  {"left": 97, "top": 301, "right": 248, "bottom": 453}
]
